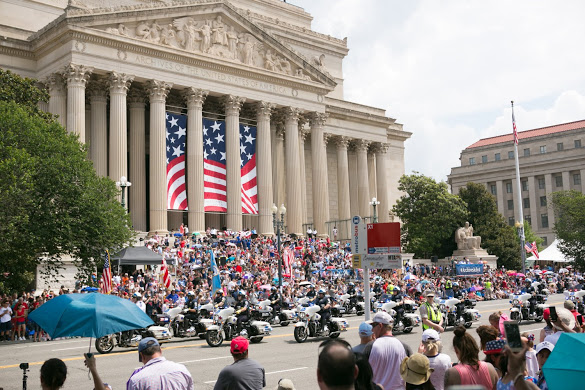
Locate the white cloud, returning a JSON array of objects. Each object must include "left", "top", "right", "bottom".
[{"left": 292, "top": 0, "right": 585, "bottom": 181}]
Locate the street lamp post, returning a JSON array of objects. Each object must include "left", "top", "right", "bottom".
[
  {"left": 115, "top": 176, "right": 132, "bottom": 211},
  {"left": 370, "top": 197, "right": 380, "bottom": 223},
  {"left": 272, "top": 203, "right": 286, "bottom": 305}
]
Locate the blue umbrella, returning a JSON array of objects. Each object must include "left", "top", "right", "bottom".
[
  {"left": 543, "top": 333, "right": 585, "bottom": 390},
  {"left": 29, "top": 293, "right": 153, "bottom": 339}
]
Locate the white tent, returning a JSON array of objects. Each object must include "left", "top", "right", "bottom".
[{"left": 527, "top": 239, "right": 573, "bottom": 263}]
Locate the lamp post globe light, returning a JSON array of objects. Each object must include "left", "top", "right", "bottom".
[
  {"left": 272, "top": 203, "right": 286, "bottom": 304},
  {"left": 370, "top": 197, "right": 380, "bottom": 223},
  {"left": 115, "top": 176, "right": 132, "bottom": 211}
]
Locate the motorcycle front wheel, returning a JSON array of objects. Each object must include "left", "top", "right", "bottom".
[
  {"left": 403, "top": 327, "right": 413, "bottom": 334},
  {"left": 510, "top": 311, "right": 521, "bottom": 324},
  {"left": 294, "top": 327, "right": 308, "bottom": 343},
  {"left": 464, "top": 322, "right": 472, "bottom": 328},
  {"left": 95, "top": 335, "right": 115, "bottom": 354},
  {"left": 206, "top": 330, "right": 224, "bottom": 347}
]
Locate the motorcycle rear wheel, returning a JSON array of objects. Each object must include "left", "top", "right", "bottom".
[
  {"left": 464, "top": 322, "right": 472, "bottom": 328},
  {"left": 250, "top": 337, "right": 263, "bottom": 343},
  {"left": 403, "top": 327, "right": 413, "bottom": 334},
  {"left": 534, "top": 315, "right": 543, "bottom": 322},
  {"left": 206, "top": 330, "right": 224, "bottom": 347},
  {"left": 294, "top": 327, "right": 308, "bottom": 343},
  {"left": 280, "top": 321, "right": 289, "bottom": 327},
  {"left": 95, "top": 335, "right": 115, "bottom": 354}
]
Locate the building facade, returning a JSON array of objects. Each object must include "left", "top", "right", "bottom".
[
  {"left": 448, "top": 120, "right": 585, "bottom": 247},
  {"left": 0, "top": 0, "right": 411, "bottom": 239}
]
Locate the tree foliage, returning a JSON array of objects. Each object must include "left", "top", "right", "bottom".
[
  {"left": 458, "top": 182, "right": 520, "bottom": 269},
  {"left": 0, "top": 69, "right": 134, "bottom": 294},
  {"left": 392, "top": 173, "right": 468, "bottom": 258},
  {"left": 551, "top": 190, "right": 585, "bottom": 271}
]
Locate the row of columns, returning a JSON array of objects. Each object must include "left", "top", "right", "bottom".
[{"left": 44, "top": 63, "right": 392, "bottom": 237}]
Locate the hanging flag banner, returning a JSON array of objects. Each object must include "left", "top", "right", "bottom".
[
  {"left": 240, "top": 123, "right": 258, "bottom": 214},
  {"left": 456, "top": 264, "right": 484, "bottom": 276},
  {"left": 203, "top": 118, "right": 227, "bottom": 212},
  {"left": 166, "top": 112, "right": 188, "bottom": 210}
]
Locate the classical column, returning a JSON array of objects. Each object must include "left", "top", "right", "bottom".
[
  {"left": 562, "top": 171, "right": 571, "bottom": 191},
  {"left": 336, "top": 136, "right": 351, "bottom": 222},
  {"left": 495, "top": 180, "right": 505, "bottom": 216},
  {"left": 128, "top": 88, "right": 147, "bottom": 232},
  {"left": 527, "top": 176, "right": 538, "bottom": 228},
  {"left": 184, "top": 88, "right": 208, "bottom": 234},
  {"left": 375, "top": 143, "right": 390, "bottom": 223},
  {"left": 310, "top": 112, "right": 330, "bottom": 237},
  {"left": 108, "top": 72, "right": 134, "bottom": 202},
  {"left": 85, "top": 103, "right": 91, "bottom": 157},
  {"left": 62, "top": 63, "right": 92, "bottom": 142},
  {"left": 348, "top": 147, "right": 359, "bottom": 217},
  {"left": 88, "top": 80, "right": 108, "bottom": 177},
  {"left": 274, "top": 125, "right": 286, "bottom": 209},
  {"left": 355, "top": 140, "right": 371, "bottom": 218},
  {"left": 544, "top": 173, "right": 555, "bottom": 227},
  {"left": 367, "top": 149, "right": 377, "bottom": 199},
  {"left": 46, "top": 74, "right": 67, "bottom": 128},
  {"left": 284, "top": 107, "right": 303, "bottom": 235},
  {"left": 256, "top": 102, "right": 276, "bottom": 236},
  {"left": 147, "top": 80, "right": 173, "bottom": 235},
  {"left": 223, "top": 95, "right": 246, "bottom": 231},
  {"left": 581, "top": 169, "right": 585, "bottom": 194},
  {"left": 299, "top": 126, "right": 310, "bottom": 224}
]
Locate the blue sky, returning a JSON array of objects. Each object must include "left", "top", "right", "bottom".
[{"left": 291, "top": 0, "right": 585, "bottom": 181}]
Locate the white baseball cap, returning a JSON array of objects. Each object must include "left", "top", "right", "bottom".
[
  {"left": 535, "top": 341, "right": 554, "bottom": 355},
  {"left": 422, "top": 329, "right": 441, "bottom": 342}
]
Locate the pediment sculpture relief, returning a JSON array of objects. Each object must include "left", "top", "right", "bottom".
[{"left": 102, "top": 15, "right": 314, "bottom": 81}]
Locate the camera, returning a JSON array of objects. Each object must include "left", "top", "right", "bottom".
[{"left": 19, "top": 363, "right": 29, "bottom": 370}]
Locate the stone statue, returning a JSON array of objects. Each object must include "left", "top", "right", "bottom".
[
  {"left": 455, "top": 222, "right": 482, "bottom": 250},
  {"left": 264, "top": 49, "right": 276, "bottom": 71},
  {"left": 226, "top": 26, "right": 238, "bottom": 58},
  {"left": 211, "top": 15, "right": 227, "bottom": 46},
  {"left": 160, "top": 24, "right": 176, "bottom": 46},
  {"left": 136, "top": 21, "right": 151, "bottom": 40},
  {"left": 200, "top": 21, "right": 212, "bottom": 53}
]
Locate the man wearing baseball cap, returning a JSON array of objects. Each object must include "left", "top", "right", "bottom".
[
  {"left": 368, "top": 311, "right": 407, "bottom": 390},
  {"left": 352, "top": 322, "right": 374, "bottom": 355},
  {"left": 214, "top": 336, "right": 266, "bottom": 390},
  {"left": 419, "top": 290, "right": 443, "bottom": 333},
  {"left": 127, "top": 337, "right": 193, "bottom": 390}
]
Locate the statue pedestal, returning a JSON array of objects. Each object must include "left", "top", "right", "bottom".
[{"left": 452, "top": 249, "right": 498, "bottom": 268}]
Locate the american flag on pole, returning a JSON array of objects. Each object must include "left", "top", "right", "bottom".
[
  {"left": 166, "top": 112, "right": 188, "bottom": 210},
  {"left": 283, "top": 246, "right": 294, "bottom": 278},
  {"left": 511, "top": 101, "right": 519, "bottom": 145},
  {"left": 203, "top": 118, "right": 227, "bottom": 212},
  {"left": 525, "top": 241, "right": 539, "bottom": 259},
  {"left": 161, "top": 257, "right": 171, "bottom": 289},
  {"left": 101, "top": 250, "right": 112, "bottom": 294},
  {"left": 240, "top": 124, "right": 258, "bottom": 214}
]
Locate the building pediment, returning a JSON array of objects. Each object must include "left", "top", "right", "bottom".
[{"left": 50, "top": 1, "right": 336, "bottom": 89}]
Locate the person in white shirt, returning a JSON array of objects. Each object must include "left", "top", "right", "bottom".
[
  {"left": 133, "top": 293, "right": 146, "bottom": 313},
  {"left": 418, "top": 329, "right": 452, "bottom": 390},
  {"left": 368, "top": 311, "right": 407, "bottom": 390}
]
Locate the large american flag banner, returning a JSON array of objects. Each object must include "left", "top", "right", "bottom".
[
  {"left": 203, "top": 118, "right": 227, "bottom": 212},
  {"left": 166, "top": 112, "right": 188, "bottom": 210},
  {"left": 240, "top": 124, "right": 258, "bottom": 214},
  {"left": 161, "top": 257, "right": 171, "bottom": 288},
  {"left": 101, "top": 250, "right": 112, "bottom": 294}
]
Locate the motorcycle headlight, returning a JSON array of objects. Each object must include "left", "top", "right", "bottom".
[
  {"left": 513, "top": 299, "right": 519, "bottom": 305},
  {"left": 440, "top": 304, "right": 445, "bottom": 310},
  {"left": 299, "top": 312, "right": 306, "bottom": 319}
]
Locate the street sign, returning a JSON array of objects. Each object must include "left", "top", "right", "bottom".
[
  {"left": 352, "top": 254, "right": 362, "bottom": 269},
  {"left": 363, "top": 254, "right": 402, "bottom": 269},
  {"left": 367, "top": 222, "right": 401, "bottom": 254},
  {"left": 351, "top": 216, "right": 367, "bottom": 255}
]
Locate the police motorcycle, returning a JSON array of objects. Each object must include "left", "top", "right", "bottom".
[
  {"left": 509, "top": 292, "right": 546, "bottom": 323},
  {"left": 375, "top": 298, "right": 420, "bottom": 334},
  {"left": 294, "top": 290, "right": 349, "bottom": 343},
  {"left": 435, "top": 297, "right": 479, "bottom": 329},
  {"left": 165, "top": 302, "right": 214, "bottom": 339},
  {"left": 206, "top": 298, "right": 272, "bottom": 347},
  {"left": 95, "top": 328, "right": 159, "bottom": 354},
  {"left": 251, "top": 299, "right": 296, "bottom": 326},
  {"left": 564, "top": 289, "right": 585, "bottom": 315}
]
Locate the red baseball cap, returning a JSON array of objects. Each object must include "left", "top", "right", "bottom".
[
  {"left": 543, "top": 308, "right": 550, "bottom": 321},
  {"left": 230, "top": 336, "right": 249, "bottom": 354}
]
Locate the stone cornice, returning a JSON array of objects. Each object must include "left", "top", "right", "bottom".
[{"left": 325, "top": 104, "right": 395, "bottom": 127}]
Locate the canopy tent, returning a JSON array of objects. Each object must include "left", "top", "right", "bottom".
[
  {"left": 112, "top": 246, "right": 163, "bottom": 266},
  {"left": 527, "top": 239, "right": 573, "bottom": 263}
]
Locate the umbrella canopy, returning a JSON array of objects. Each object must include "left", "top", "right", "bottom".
[
  {"left": 299, "top": 281, "right": 313, "bottom": 287},
  {"left": 259, "top": 284, "right": 272, "bottom": 291},
  {"left": 543, "top": 333, "right": 585, "bottom": 390},
  {"left": 403, "top": 274, "right": 418, "bottom": 280},
  {"left": 29, "top": 293, "right": 154, "bottom": 339},
  {"left": 559, "top": 268, "right": 569, "bottom": 273},
  {"left": 544, "top": 271, "right": 554, "bottom": 275},
  {"left": 515, "top": 273, "right": 526, "bottom": 277}
]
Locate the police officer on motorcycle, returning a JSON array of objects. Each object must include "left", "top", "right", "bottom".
[
  {"left": 183, "top": 291, "right": 198, "bottom": 331},
  {"left": 234, "top": 291, "right": 249, "bottom": 332},
  {"left": 315, "top": 288, "right": 331, "bottom": 331},
  {"left": 214, "top": 290, "right": 227, "bottom": 308},
  {"left": 522, "top": 279, "right": 537, "bottom": 314},
  {"left": 268, "top": 287, "right": 281, "bottom": 312}
]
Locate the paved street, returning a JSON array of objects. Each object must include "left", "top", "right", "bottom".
[{"left": 0, "top": 294, "right": 565, "bottom": 390}]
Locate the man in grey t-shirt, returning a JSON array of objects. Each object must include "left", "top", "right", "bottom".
[
  {"left": 352, "top": 322, "right": 373, "bottom": 355},
  {"left": 214, "top": 336, "right": 266, "bottom": 390}
]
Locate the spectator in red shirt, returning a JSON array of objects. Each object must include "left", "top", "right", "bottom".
[{"left": 14, "top": 301, "right": 27, "bottom": 341}]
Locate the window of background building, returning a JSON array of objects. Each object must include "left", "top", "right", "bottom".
[
  {"left": 524, "top": 148, "right": 530, "bottom": 157},
  {"left": 522, "top": 180, "right": 528, "bottom": 191},
  {"left": 542, "top": 237, "right": 548, "bottom": 246},
  {"left": 541, "top": 214, "right": 549, "bottom": 228},
  {"left": 508, "top": 151, "right": 514, "bottom": 159},
  {"left": 557, "top": 142, "right": 564, "bottom": 151},
  {"left": 506, "top": 182, "right": 513, "bottom": 193},
  {"left": 575, "top": 139, "right": 582, "bottom": 148},
  {"left": 574, "top": 173, "right": 582, "bottom": 185},
  {"left": 525, "top": 215, "right": 531, "bottom": 226},
  {"left": 555, "top": 175, "right": 563, "bottom": 187},
  {"left": 495, "top": 153, "right": 501, "bottom": 161},
  {"left": 538, "top": 178, "right": 545, "bottom": 189},
  {"left": 482, "top": 155, "right": 487, "bottom": 163},
  {"left": 540, "top": 196, "right": 547, "bottom": 207},
  {"left": 508, "top": 217, "right": 515, "bottom": 226},
  {"left": 490, "top": 184, "right": 497, "bottom": 195},
  {"left": 508, "top": 199, "right": 514, "bottom": 210},
  {"left": 523, "top": 198, "right": 529, "bottom": 209},
  {"left": 469, "top": 157, "right": 475, "bottom": 165},
  {"left": 540, "top": 145, "right": 546, "bottom": 154}
]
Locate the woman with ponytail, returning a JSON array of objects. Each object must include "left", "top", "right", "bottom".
[{"left": 40, "top": 358, "right": 67, "bottom": 390}]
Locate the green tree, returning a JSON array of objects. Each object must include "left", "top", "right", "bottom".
[
  {"left": 458, "top": 182, "right": 521, "bottom": 269},
  {"left": 392, "top": 173, "right": 468, "bottom": 258},
  {"left": 0, "top": 69, "right": 134, "bottom": 293},
  {"left": 551, "top": 190, "right": 585, "bottom": 271}
]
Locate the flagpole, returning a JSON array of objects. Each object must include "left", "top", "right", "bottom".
[{"left": 511, "top": 101, "right": 527, "bottom": 274}]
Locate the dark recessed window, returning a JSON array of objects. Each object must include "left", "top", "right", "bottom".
[
  {"left": 541, "top": 214, "right": 549, "bottom": 228},
  {"left": 490, "top": 185, "right": 497, "bottom": 195},
  {"left": 540, "top": 196, "right": 547, "bottom": 207},
  {"left": 523, "top": 198, "right": 529, "bottom": 209},
  {"left": 574, "top": 173, "right": 582, "bottom": 186},
  {"left": 506, "top": 183, "right": 513, "bottom": 193},
  {"left": 557, "top": 142, "right": 564, "bottom": 151},
  {"left": 507, "top": 200, "right": 514, "bottom": 210},
  {"left": 482, "top": 155, "right": 488, "bottom": 164},
  {"left": 508, "top": 151, "right": 514, "bottom": 159},
  {"left": 524, "top": 148, "right": 530, "bottom": 157},
  {"left": 538, "top": 178, "right": 545, "bottom": 189},
  {"left": 540, "top": 145, "right": 546, "bottom": 154},
  {"left": 469, "top": 157, "right": 476, "bottom": 165},
  {"left": 495, "top": 153, "right": 501, "bottom": 161},
  {"left": 575, "top": 140, "right": 582, "bottom": 148},
  {"left": 555, "top": 176, "right": 563, "bottom": 188},
  {"left": 522, "top": 180, "right": 528, "bottom": 191}
]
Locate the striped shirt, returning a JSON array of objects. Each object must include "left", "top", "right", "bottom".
[{"left": 127, "top": 357, "right": 194, "bottom": 390}]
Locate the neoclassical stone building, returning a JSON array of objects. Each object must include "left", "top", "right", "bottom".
[{"left": 0, "top": 0, "right": 411, "bottom": 239}]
